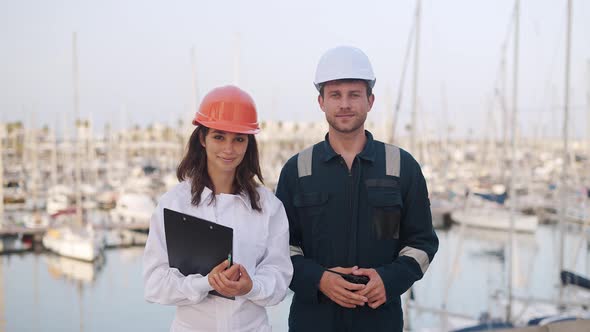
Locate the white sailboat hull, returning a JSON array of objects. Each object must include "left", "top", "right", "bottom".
[
  {"left": 451, "top": 208, "right": 538, "bottom": 232},
  {"left": 42, "top": 228, "right": 103, "bottom": 262},
  {"left": 109, "top": 193, "right": 154, "bottom": 225}
]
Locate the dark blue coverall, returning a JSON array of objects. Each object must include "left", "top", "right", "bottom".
[{"left": 275, "top": 131, "right": 439, "bottom": 332}]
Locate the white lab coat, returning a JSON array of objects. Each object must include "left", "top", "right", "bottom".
[{"left": 143, "top": 181, "right": 293, "bottom": 332}]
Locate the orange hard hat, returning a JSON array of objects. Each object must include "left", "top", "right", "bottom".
[{"left": 193, "top": 85, "right": 260, "bottom": 134}]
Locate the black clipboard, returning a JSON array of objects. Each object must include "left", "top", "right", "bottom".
[{"left": 163, "top": 208, "right": 234, "bottom": 299}]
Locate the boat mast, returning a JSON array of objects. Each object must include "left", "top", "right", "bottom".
[
  {"left": 29, "top": 112, "right": 39, "bottom": 211},
  {"left": 190, "top": 47, "right": 199, "bottom": 117},
  {"left": 558, "top": 0, "right": 573, "bottom": 283},
  {"left": 0, "top": 254, "right": 4, "bottom": 332},
  {"left": 72, "top": 32, "right": 83, "bottom": 225},
  {"left": 441, "top": 83, "right": 451, "bottom": 191},
  {"left": 0, "top": 123, "right": 4, "bottom": 223},
  {"left": 104, "top": 122, "right": 111, "bottom": 186},
  {"left": 500, "top": 46, "right": 508, "bottom": 185},
  {"left": 233, "top": 33, "right": 241, "bottom": 86},
  {"left": 403, "top": 2, "right": 421, "bottom": 326},
  {"left": 506, "top": 0, "right": 520, "bottom": 322},
  {"left": 587, "top": 60, "right": 590, "bottom": 158},
  {"left": 50, "top": 120, "right": 58, "bottom": 188},
  {"left": 187, "top": 46, "right": 199, "bottom": 142},
  {"left": 410, "top": 0, "right": 421, "bottom": 154},
  {"left": 392, "top": 15, "right": 416, "bottom": 144}
]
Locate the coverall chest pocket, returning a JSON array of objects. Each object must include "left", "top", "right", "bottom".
[
  {"left": 293, "top": 192, "right": 329, "bottom": 243},
  {"left": 293, "top": 192, "right": 329, "bottom": 217},
  {"left": 367, "top": 186, "right": 403, "bottom": 240}
]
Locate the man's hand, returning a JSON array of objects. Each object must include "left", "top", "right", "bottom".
[
  {"left": 319, "top": 266, "right": 368, "bottom": 308},
  {"left": 209, "top": 263, "right": 253, "bottom": 297},
  {"left": 352, "top": 268, "right": 387, "bottom": 309}
]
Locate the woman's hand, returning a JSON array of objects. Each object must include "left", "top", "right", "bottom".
[
  {"left": 208, "top": 260, "right": 238, "bottom": 286},
  {"left": 208, "top": 263, "right": 253, "bottom": 297}
]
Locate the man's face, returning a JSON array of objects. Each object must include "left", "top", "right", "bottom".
[{"left": 318, "top": 80, "right": 374, "bottom": 134}]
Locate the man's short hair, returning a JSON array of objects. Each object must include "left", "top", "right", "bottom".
[{"left": 318, "top": 79, "right": 373, "bottom": 99}]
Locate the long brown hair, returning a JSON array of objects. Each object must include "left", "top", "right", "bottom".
[{"left": 176, "top": 125, "right": 264, "bottom": 212}]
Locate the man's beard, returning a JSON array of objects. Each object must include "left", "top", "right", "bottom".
[{"left": 326, "top": 113, "right": 367, "bottom": 134}]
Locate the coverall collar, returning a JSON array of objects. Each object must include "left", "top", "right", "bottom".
[{"left": 321, "top": 130, "right": 376, "bottom": 163}]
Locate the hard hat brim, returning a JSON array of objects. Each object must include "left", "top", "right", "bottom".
[
  {"left": 192, "top": 119, "right": 260, "bottom": 135},
  {"left": 314, "top": 78, "right": 376, "bottom": 92}
]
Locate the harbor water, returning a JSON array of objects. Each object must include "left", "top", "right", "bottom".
[{"left": 2, "top": 223, "right": 588, "bottom": 331}]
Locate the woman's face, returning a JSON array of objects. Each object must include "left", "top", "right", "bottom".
[{"left": 201, "top": 129, "right": 249, "bottom": 176}]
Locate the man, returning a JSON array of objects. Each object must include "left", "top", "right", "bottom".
[{"left": 275, "top": 46, "right": 439, "bottom": 331}]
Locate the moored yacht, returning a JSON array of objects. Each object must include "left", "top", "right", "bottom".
[{"left": 42, "top": 224, "right": 104, "bottom": 262}]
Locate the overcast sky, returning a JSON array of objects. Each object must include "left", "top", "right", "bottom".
[{"left": 1, "top": 0, "right": 589, "bottom": 139}]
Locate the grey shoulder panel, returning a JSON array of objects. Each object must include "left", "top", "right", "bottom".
[
  {"left": 384, "top": 143, "right": 401, "bottom": 177},
  {"left": 297, "top": 145, "right": 314, "bottom": 178}
]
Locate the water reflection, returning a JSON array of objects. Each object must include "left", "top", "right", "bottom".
[
  {"left": 1, "top": 224, "right": 588, "bottom": 331},
  {"left": 410, "top": 224, "right": 590, "bottom": 331},
  {"left": 45, "top": 254, "right": 104, "bottom": 284}
]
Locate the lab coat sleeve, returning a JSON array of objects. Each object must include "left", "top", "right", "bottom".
[
  {"left": 142, "top": 201, "right": 213, "bottom": 305},
  {"left": 243, "top": 195, "right": 293, "bottom": 306}
]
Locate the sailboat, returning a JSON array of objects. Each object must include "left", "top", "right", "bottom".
[
  {"left": 42, "top": 32, "right": 105, "bottom": 262},
  {"left": 42, "top": 224, "right": 103, "bottom": 262},
  {"left": 450, "top": 193, "right": 538, "bottom": 233}
]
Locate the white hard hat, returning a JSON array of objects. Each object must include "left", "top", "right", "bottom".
[{"left": 314, "top": 46, "right": 376, "bottom": 91}]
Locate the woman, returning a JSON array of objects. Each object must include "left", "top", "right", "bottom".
[{"left": 143, "top": 85, "right": 293, "bottom": 332}]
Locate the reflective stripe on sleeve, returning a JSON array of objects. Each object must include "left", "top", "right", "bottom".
[
  {"left": 399, "top": 246, "right": 430, "bottom": 274},
  {"left": 290, "top": 245, "right": 304, "bottom": 257}
]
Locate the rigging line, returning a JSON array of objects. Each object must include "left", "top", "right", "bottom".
[
  {"left": 391, "top": 6, "right": 417, "bottom": 142},
  {"left": 488, "top": 3, "right": 517, "bottom": 166},
  {"left": 492, "top": 3, "right": 516, "bottom": 105},
  {"left": 545, "top": 4, "right": 568, "bottom": 99}
]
